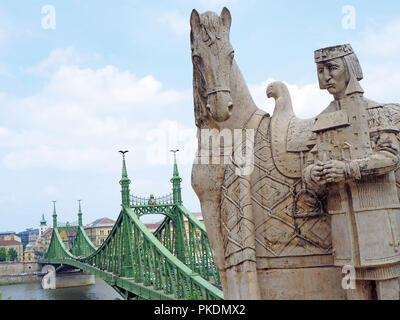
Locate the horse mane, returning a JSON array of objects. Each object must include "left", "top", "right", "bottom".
[
  {"left": 199, "top": 12, "right": 222, "bottom": 46},
  {"left": 192, "top": 60, "right": 209, "bottom": 128},
  {"left": 191, "top": 11, "right": 223, "bottom": 129}
]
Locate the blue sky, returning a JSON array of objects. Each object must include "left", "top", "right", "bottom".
[{"left": 1, "top": 0, "right": 400, "bottom": 232}]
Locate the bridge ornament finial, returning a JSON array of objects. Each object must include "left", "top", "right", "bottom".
[
  {"left": 52, "top": 200, "right": 57, "bottom": 228},
  {"left": 170, "top": 149, "right": 182, "bottom": 205},
  {"left": 78, "top": 199, "right": 83, "bottom": 226},
  {"left": 119, "top": 150, "right": 131, "bottom": 208}
]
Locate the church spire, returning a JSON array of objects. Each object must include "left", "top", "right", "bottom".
[{"left": 40, "top": 213, "right": 47, "bottom": 226}]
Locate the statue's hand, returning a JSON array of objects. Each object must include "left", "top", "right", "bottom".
[
  {"left": 322, "top": 160, "right": 347, "bottom": 183},
  {"left": 310, "top": 161, "right": 326, "bottom": 185}
]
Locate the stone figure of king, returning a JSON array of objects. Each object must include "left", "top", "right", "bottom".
[{"left": 303, "top": 44, "right": 400, "bottom": 299}]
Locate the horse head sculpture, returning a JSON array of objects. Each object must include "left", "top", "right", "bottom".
[{"left": 190, "top": 8, "right": 234, "bottom": 124}]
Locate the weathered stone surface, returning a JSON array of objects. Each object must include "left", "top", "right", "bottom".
[
  {"left": 190, "top": 8, "right": 400, "bottom": 300},
  {"left": 0, "top": 262, "right": 39, "bottom": 275}
]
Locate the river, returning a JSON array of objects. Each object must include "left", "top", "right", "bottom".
[{"left": 0, "top": 277, "right": 122, "bottom": 300}]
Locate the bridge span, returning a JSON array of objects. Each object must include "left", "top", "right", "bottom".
[{"left": 39, "top": 153, "right": 223, "bottom": 300}]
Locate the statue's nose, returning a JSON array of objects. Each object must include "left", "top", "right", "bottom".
[{"left": 323, "top": 68, "right": 331, "bottom": 81}]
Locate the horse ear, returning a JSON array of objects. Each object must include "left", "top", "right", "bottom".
[
  {"left": 221, "top": 7, "right": 231, "bottom": 30},
  {"left": 190, "top": 9, "right": 201, "bottom": 37}
]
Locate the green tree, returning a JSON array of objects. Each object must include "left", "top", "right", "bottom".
[
  {"left": 8, "top": 248, "right": 18, "bottom": 261},
  {"left": 0, "top": 248, "right": 7, "bottom": 261}
]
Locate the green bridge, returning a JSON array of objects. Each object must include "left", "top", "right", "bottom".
[{"left": 39, "top": 152, "right": 224, "bottom": 300}]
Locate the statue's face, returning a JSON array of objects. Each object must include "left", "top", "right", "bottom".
[{"left": 317, "top": 58, "right": 350, "bottom": 98}]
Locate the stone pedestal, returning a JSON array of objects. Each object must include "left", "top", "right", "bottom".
[
  {"left": 257, "top": 267, "right": 347, "bottom": 300},
  {"left": 41, "top": 265, "right": 95, "bottom": 290}
]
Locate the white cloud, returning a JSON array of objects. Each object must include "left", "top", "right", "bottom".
[
  {"left": 146, "top": 120, "right": 197, "bottom": 166},
  {"left": 23, "top": 47, "right": 101, "bottom": 76},
  {"left": 357, "top": 19, "right": 400, "bottom": 58},
  {"left": 249, "top": 78, "right": 331, "bottom": 119},
  {"left": 158, "top": 11, "right": 190, "bottom": 36},
  {"left": 352, "top": 18, "right": 400, "bottom": 104},
  {"left": 0, "top": 49, "right": 192, "bottom": 172}
]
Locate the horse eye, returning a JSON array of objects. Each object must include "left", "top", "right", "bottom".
[{"left": 193, "top": 55, "right": 202, "bottom": 63}]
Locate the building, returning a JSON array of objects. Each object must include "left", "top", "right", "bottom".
[
  {"left": 16, "top": 228, "right": 39, "bottom": 250},
  {"left": 65, "top": 230, "right": 77, "bottom": 249},
  {"left": 0, "top": 231, "right": 21, "bottom": 243},
  {"left": 144, "top": 212, "right": 204, "bottom": 238},
  {"left": 58, "top": 230, "right": 74, "bottom": 250},
  {"left": 28, "top": 233, "right": 38, "bottom": 248},
  {"left": 0, "top": 237, "right": 23, "bottom": 261},
  {"left": 39, "top": 228, "right": 72, "bottom": 253},
  {"left": 185, "top": 212, "right": 203, "bottom": 224},
  {"left": 41, "top": 228, "right": 53, "bottom": 253},
  {"left": 84, "top": 218, "right": 115, "bottom": 247},
  {"left": 144, "top": 222, "right": 163, "bottom": 232},
  {"left": 24, "top": 244, "right": 35, "bottom": 262}
]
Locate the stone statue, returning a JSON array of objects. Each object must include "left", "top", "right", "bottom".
[
  {"left": 190, "top": 8, "right": 400, "bottom": 300},
  {"left": 267, "top": 45, "right": 400, "bottom": 300},
  {"left": 302, "top": 44, "right": 400, "bottom": 300}
]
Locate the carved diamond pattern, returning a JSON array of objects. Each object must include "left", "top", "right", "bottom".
[{"left": 253, "top": 177, "right": 290, "bottom": 210}]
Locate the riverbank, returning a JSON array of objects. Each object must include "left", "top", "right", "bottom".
[
  {"left": 0, "top": 274, "right": 42, "bottom": 285},
  {"left": 0, "top": 262, "right": 41, "bottom": 285}
]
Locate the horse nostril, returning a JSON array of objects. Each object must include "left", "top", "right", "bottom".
[{"left": 228, "top": 103, "right": 233, "bottom": 112}]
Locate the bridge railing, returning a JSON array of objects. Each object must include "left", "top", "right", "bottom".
[{"left": 131, "top": 193, "right": 174, "bottom": 206}]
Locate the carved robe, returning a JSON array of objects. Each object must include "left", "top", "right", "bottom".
[{"left": 304, "top": 94, "right": 400, "bottom": 280}]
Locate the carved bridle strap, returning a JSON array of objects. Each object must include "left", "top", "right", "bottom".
[{"left": 207, "top": 87, "right": 231, "bottom": 96}]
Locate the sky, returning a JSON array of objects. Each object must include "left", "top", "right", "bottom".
[{"left": 1, "top": 0, "right": 400, "bottom": 232}]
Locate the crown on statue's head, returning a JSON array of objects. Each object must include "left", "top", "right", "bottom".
[{"left": 314, "top": 44, "right": 354, "bottom": 63}]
